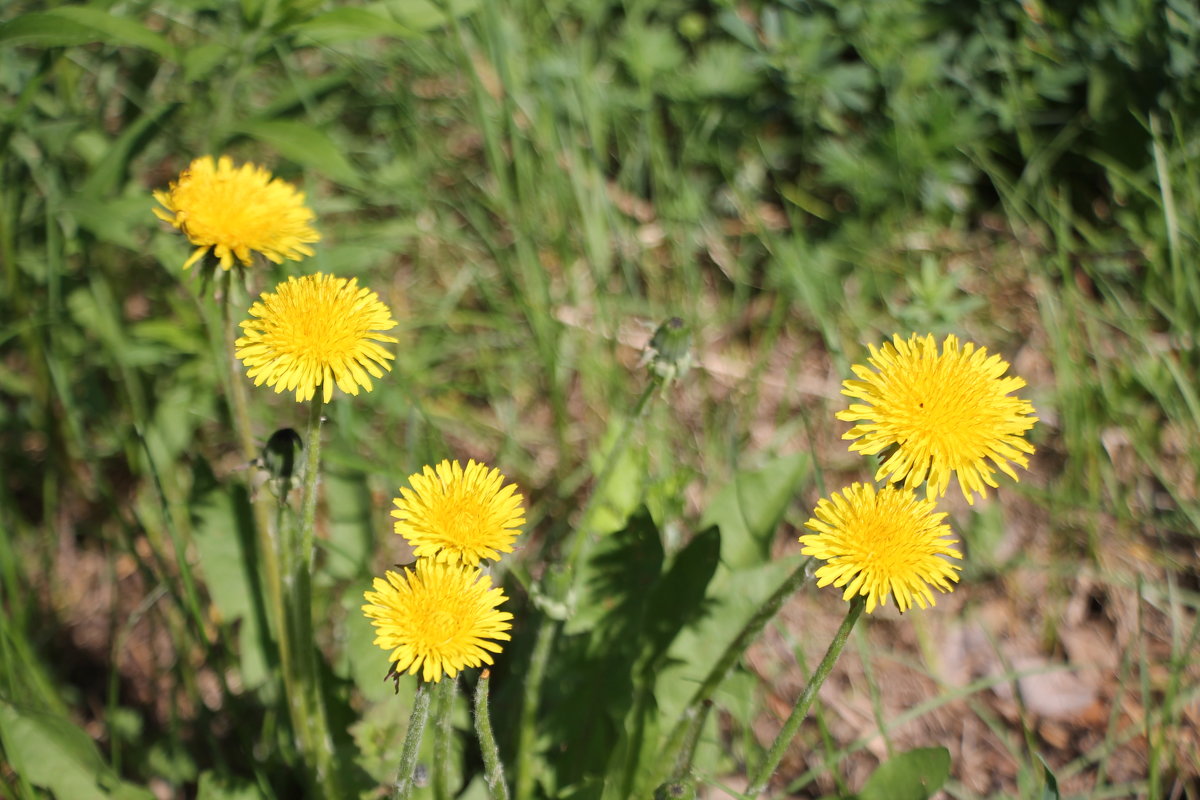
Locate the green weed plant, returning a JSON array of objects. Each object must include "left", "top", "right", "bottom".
[{"left": 1, "top": 1, "right": 1198, "bottom": 799}]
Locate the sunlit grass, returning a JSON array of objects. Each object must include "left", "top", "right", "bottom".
[{"left": 1, "top": 0, "right": 1198, "bottom": 798}]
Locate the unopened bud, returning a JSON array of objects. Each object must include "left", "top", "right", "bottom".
[{"left": 641, "top": 317, "right": 693, "bottom": 389}]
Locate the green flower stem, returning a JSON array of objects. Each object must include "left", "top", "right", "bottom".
[
  {"left": 298, "top": 394, "right": 325, "bottom": 573},
  {"left": 514, "top": 619, "right": 555, "bottom": 800},
  {"left": 474, "top": 670, "right": 511, "bottom": 800},
  {"left": 220, "top": 285, "right": 286, "bottom": 642},
  {"left": 564, "top": 380, "right": 657, "bottom": 576},
  {"left": 291, "top": 393, "right": 340, "bottom": 799},
  {"left": 656, "top": 558, "right": 811, "bottom": 788},
  {"left": 395, "top": 681, "right": 434, "bottom": 800},
  {"left": 219, "top": 285, "right": 303, "bottom": 763},
  {"left": 431, "top": 675, "right": 456, "bottom": 800},
  {"left": 744, "top": 594, "right": 866, "bottom": 797}
]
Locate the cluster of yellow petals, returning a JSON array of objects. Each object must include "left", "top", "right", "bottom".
[
  {"left": 392, "top": 460, "right": 526, "bottom": 567},
  {"left": 837, "top": 333, "right": 1038, "bottom": 505},
  {"left": 235, "top": 273, "right": 398, "bottom": 404},
  {"left": 153, "top": 155, "right": 320, "bottom": 271},
  {"left": 362, "top": 560, "right": 513, "bottom": 683},
  {"left": 800, "top": 483, "right": 961, "bottom": 614},
  {"left": 364, "top": 460, "right": 524, "bottom": 682},
  {"left": 802, "top": 332, "right": 1037, "bottom": 614},
  {"left": 156, "top": 155, "right": 527, "bottom": 683}
]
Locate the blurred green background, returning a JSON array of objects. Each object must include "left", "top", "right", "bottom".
[{"left": 1, "top": 0, "right": 1198, "bottom": 798}]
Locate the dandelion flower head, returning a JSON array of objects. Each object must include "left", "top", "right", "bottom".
[
  {"left": 153, "top": 155, "right": 320, "bottom": 271},
  {"left": 838, "top": 333, "right": 1038, "bottom": 504},
  {"left": 235, "top": 273, "right": 398, "bottom": 403},
  {"left": 800, "top": 483, "right": 961, "bottom": 614},
  {"left": 362, "top": 560, "right": 513, "bottom": 683},
  {"left": 392, "top": 460, "right": 525, "bottom": 566}
]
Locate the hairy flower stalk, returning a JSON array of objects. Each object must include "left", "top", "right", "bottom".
[
  {"left": 475, "top": 671, "right": 511, "bottom": 800},
  {"left": 745, "top": 595, "right": 867, "bottom": 796},
  {"left": 232, "top": 272, "right": 397, "bottom": 799},
  {"left": 394, "top": 681, "right": 433, "bottom": 800}
]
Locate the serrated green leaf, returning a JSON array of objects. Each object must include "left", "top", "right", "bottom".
[
  {"left": 566, "top": 507, "right": 663, "bottom": 639},
  {"left": 858, "top": 747, "right": 950, "bottom": 800},
  {"left": 289, "top": 8, "right": 416, "bottom": 43},
  {"left": 701, "top": 453, "right": 810, "bottom": 569},
  {"left": 643, "top": 527, "right": 719, "bottom": 659},
  {"left": 230, "top": 119, "right": 362, "bottom": 187},
  {"left": 0, "top": 8, "right": 176, "bottom": 59}
]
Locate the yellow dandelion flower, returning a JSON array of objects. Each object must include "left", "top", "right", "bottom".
[
  {"left": 392, "top": 460, "right": 525, "bottom": 567},
  {"left": 153, "top": 155, "right": 320, "bottom": 271},
  {"left": 235, "top": 273, "right": 398, "bottom": 403},
  {"left": 362, "top": 560, "right": 514, "bottom": 683},
  {"left": 838, "top": 333, "right": 1038, "bottom": 504},
  {"left": 799, "top": 483, "right": 961, "bottom": 614}
]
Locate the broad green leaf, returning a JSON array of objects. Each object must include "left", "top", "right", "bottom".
[
  {"left": 616, "top": 24, "right": 685, "bottom": 84},
  {"left": 655, "top": 555, "right": 802, "bottom": 724},
  {"left": 339, "top": 582, "right": 395, "bottom": 702},
  {"left": 321, "top": 469, "right": 374, "bottom": 581},
  {"left": 643, "top": 527, "right": 720, "bottom": 659},
  {"left": 0, "top": 8, "right": 176, "bottom": 59},
  {"left": 566, "top": 507, "right": 664, "bottom": 638},
  {"left": 191, "top": 475, "right": 270, "bottom": 690},
  {"left": 62, "top": 195, "right": 152, "bottom": 250},
  {"left": 584, "top": 415, "right": 648, "bottom": 537},
  {"left": 701, "top": 453, "right": 810, "bottom": 569},
  {"left": 230, "top": 119, "right": 362, "bottom": 188},
  {"left": 858, "top": 747, "right": 950, "bottom": 800},
  {"left": 289, "top": 8, "right": 416, "bottom": 43},
  {"left": 0, "top": 702, "right": 155, "bottom": 800},
  {"left": 183, "top": 43, "right": 230, "bottom": 83}
]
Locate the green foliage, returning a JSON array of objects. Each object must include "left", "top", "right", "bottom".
[
  {"left": 0, "top": 0, "right": 1197, "bottom": 797},
  {"left": 854, "top": 747, "right": 950, "bottom": 800},
  {"left": 0, "top": 701, "right": 156, "bottom": 800}
]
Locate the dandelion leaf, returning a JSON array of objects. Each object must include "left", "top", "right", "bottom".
[
  {"left": 858, "top": 747, "right": 951, "bottom": 800},
  {"left": 0, "top": 701, "right": 155, "bottom": 800},
  {"left": 701, "top": 453, "right": 810, "bottom": 569}
]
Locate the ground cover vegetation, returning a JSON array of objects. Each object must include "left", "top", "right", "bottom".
[{"left": 0, "top": 0, "right": 1198, "bottom": 798}]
